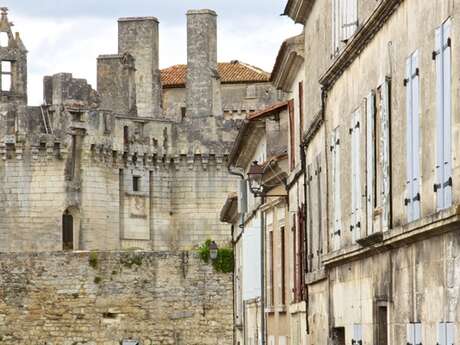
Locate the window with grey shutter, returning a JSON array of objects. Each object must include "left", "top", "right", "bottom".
[
  {"left": 381, "top": 78, "right": 392, "bottom": 231},
  {"left": 307, "top": 164, "right": 314, "bottom": 271},
  {"left": 332, "top": 0, "right": 358, "bottom": 55},
  {"left": 405, "top": 50, "right": 421, "bottom": 222},
  {"left": 352, "top": 324, "right": 363, "bottom": 345},
  {"left": 331, "top": 127, "right": 341, "bottom": 250},
  {"left": 315, "top": 154, "right": 323, "bottom": 268},
  {"left": 438, "top": 322, "right": 455, "bottom": 345},
  {"left": 435, "top": 18, "right": 453, "bottom": 210},
  {"left": 350, "top": 110, "right": 361, "bottom": 242},
  {"left": 366, "top": 92, "right": 376, "bottom": 235},
  {"left": 407, "top": 322, "right": 422, "bottom": 345}
]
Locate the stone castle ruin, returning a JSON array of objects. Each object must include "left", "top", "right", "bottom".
[{"left": 0, "top": 8, "right": 280, "bottom": 252}]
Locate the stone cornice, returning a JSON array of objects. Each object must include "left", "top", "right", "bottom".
[
  {"left": 322, "top": 205, "right": 460, "bottom": 267},
  {"left": 319, "top": 0, "right": 403, "bottom": 90},
  {"left": 283, "top": 0, "right": 315, "bottom": 24},
  {"left": 302, "top": 110, "right": 324, "bottom": 148}
]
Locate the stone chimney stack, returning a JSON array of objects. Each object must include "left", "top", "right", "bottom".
[
  {"left": 186, "top": 10, "right": 222, "bottom": 118},
  {"left": 118, "top": 17, "right": 161, "bottom": 118}
]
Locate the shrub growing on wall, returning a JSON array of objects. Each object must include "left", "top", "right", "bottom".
[{"left": 197, "top": 239, "right": 234, "bottom": 273}]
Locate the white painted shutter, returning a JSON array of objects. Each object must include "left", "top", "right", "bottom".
[
  {"left": 439, "top": 323, "right": 447, "bottom": 345},
  {"left": 415, "top": 323, "right": 422, "bottom": 345},
  {"left": 446, "top": 322, "right": 455, "bottom": 345},
  {"left": 405, "top": 56, "right": 414, "bottom": 221},
  {"left": 350, "top": 115, "right": 356, "bottom": 240},
  {"left": 407, "top": 324, "right": 415, "bottom": 345},
  {"left": 435, "top": 25, "right": 444, "bottom": 210},
  {"left": 242, "top": 221, "right": 261, "bottom": 300},
  {"left": 353, "top": 324, "right": 363, "bottom": 344},
  {"left": 332, "top": 128, "right": 341, "bottom": 250},
  {"left": 342, "top": 0, "right": 358, "bottom": 42},
  {"left": 381, "top": 78, "right": 391, "bottom": 231},
  {"left": 442, "top": 19, "right": 452, "bottom": 208},
  {"left": 435, "top": 18, "right": 453, "bottom": 210},
  {"left": 315, "top": 154, "right": 323, "bottom": 266},
  {"left": 411, "top": 51, "right": 421, "bottom": 220},
  {"left": 366, "top": 92, "right": 375, "bottom": 235},
  {"left": 406, "top": 51, "right": 421, "bottom": 222},
  {"left": 351, "top": 111, "right": 361, "bottom": 241}
]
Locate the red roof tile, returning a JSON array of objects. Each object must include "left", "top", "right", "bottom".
[{"left": 161, "top": 61, "right": 270, "bottom": 88}]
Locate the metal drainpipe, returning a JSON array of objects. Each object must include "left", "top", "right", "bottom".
[{"left": 260, "top": 198, "right": 266, "bottom": 345}]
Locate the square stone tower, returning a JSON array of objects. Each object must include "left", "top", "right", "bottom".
[
  {"left": 186, "top": 10, "right": 222, "bottom": 118},
  {"left": 118, "top": 17, "right": 162, "bottom": 118}
]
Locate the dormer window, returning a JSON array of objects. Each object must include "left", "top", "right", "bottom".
[
  {"left": 1, "top": 61, "right": 11, "bottom": 91},
  {"left": 0, "top": 32, "right": 8, "bottom": 47}
]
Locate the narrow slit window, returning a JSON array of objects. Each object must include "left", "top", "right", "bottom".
[
  {"left": 133, "top": 176, "right": 140, "bottom": 192},
  {"left": 1, "top": 61, "right": 12, "bottom": 92}
]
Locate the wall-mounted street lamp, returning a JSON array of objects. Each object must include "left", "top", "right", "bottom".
[
  {"left": 247, "top": 161, "right": 265, "bottom": 196},
  {"left": 209, "top": 241, "right": 218, "bottom": 260}
]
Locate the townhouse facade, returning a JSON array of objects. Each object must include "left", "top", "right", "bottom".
[
  {"left": 226, "top": 0, "right": 460, "bottom": 345},
  {"left": 283, "top": 0, "right": 460, "bottom": 344}
]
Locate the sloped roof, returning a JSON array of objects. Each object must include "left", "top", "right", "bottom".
[{"left": 161, "top": 61, "right": 270, "bottom": 88}]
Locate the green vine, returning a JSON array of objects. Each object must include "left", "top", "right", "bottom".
[{"left": 197, "top": 239, "right": 234, "bottom": 273}]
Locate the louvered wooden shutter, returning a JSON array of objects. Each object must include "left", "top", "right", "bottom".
[
  {"left": 315, "top": 154, "right": 323, "bottom": 268},
  {"left": 366, "top": 92, "right": 375, "bottom": 235},
  {"left": 331, "top": 128, "right": 341, "bottom": 250},
  {"left": 435, "top": 18, "right": 453, "bottom": 210},
  {"left": 341, "top": 0, "right": 358, "bottom": 42},
  {"left": 381, "top": 79, "right": 392, "bottom": 231},
  {"left": 298, "top": 204, "right": 306, "bottom": 300},
  {"left": 289, "top": 99, "right": 296, "bottom": 170},
  {"left": 350, "top": 110, "right": 361, "bottom": 241},
  {"left": 307, "top": 165, "right": 313, "bottom": 272},
  {"left": 406, "top": 51, "right": 421, "bottom": 222},
  {"left": 438, "top": 322, "right": 455, "bottom": 345}
]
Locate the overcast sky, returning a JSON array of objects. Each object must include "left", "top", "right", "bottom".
[{"left": 6, "top": 0, "right": 302, "bottom": 105}]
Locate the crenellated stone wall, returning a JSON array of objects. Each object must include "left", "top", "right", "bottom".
[{"left": 0, "top": 250, "right": 233, "bottom": 345}]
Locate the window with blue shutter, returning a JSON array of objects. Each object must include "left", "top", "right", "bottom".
[
  {"left": 407, "top": 322, "right": 422, "bottom": 345},
  {"left": 332, "top": 0, "right": 358, "bottom": 56},
  {"left": 438, "top": 322, "right": 455, "bottom": 345},
  {"left": 381, "top": 78, "right": 392, "bottom": 231},
  {"left": 405, "top": 50, "right": 421, "bottom": 222},
  {"left": 352, "top": 324, "right": 363, "bottom": 345},
  {"left": 435, "top": 18, "right": 453, "bottom": 210},
  {"left": 366, "top": 92, "right": 376, "bottom": 235},
  {"left": 331, "top": 127, "right": 341, "bottom": 250},
  {"left": 350, "top": 110, "right": 361, "bottom": 242}
]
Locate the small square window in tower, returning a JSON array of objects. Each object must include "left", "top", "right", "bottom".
[{"left": 133, "top": 176, "right": 141, "bottom": 192}]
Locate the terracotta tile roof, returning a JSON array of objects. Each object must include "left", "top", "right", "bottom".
[
  {"left": 161, "top": 61, "right": 270, "bottom": 88},
  {"left": 247, "top": 100, "right": 289, "bottom": 120}
]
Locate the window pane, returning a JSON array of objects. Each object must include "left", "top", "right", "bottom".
[
  {"left": 1, "top": 61, "right": 11, "bottom": 73},
  {"left": 2, "top": 73, "right": 11, "bottom": 91}
]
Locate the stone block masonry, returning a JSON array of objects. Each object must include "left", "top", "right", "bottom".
[{"left": 0, "top": 251, "right": 233, "bottom": 345}]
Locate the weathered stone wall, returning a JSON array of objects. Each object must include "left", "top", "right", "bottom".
[{"left": 0, "top": 251, "right": 233, "bottom": 345}]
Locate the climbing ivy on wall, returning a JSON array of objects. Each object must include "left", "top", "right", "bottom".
[{"left": 197, "top": 239, "right": 234, "bottom": 273}]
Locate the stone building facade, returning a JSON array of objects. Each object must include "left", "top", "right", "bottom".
[
  {"left": 283, "top": 0, "right": 460, "bottom": 344},
  {"left": 0, "top": 8, "right": 280, "bottom": 252},
  {"left": 222, "top": 0, "right": 460, "bottom": 344}
]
